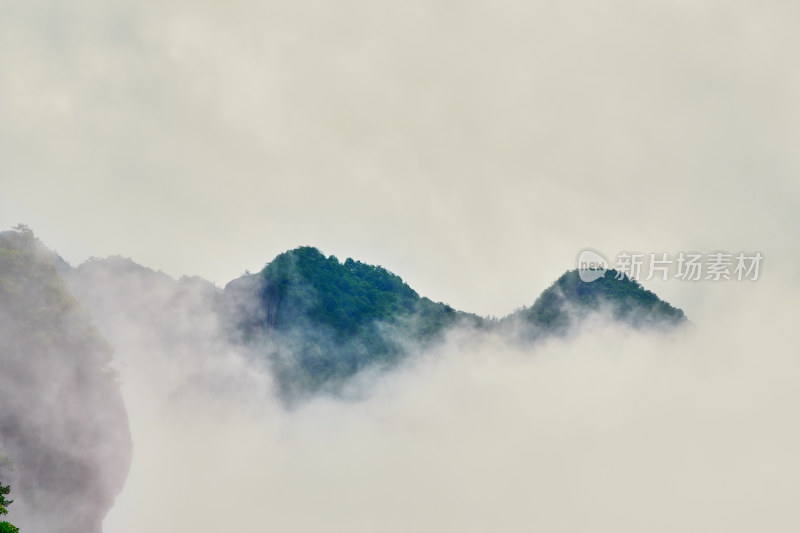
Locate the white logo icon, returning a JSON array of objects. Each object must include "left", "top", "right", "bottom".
[{"left": 577, "top": 249, "right": 608, "bottom": 282}]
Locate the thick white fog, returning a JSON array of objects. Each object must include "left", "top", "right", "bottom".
[
  {"left": 2, "top": 0, "right": 799, "bottom": 529},
  {"left": 85, "top": 262, "right": 799, "bottom": 533}
]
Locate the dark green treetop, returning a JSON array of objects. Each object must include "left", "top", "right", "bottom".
[{"left": 0, "top": 482, "right": 19, "bottom": 533}]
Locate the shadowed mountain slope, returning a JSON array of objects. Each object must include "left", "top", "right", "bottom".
[{"left": 0, "top": 227, "right": 132, "bottom": 533}]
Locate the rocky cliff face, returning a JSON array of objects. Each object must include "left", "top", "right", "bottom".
[{"left": 0, "top": 228, "right": 132, "bottom": 533}]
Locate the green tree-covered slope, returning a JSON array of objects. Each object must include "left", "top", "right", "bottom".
[
  {"left": 225, "top": 249, "right": 688, "bottom": 401},
  {"left": 224, "top": 246, "right": 484, "bottom": 401},
  {"left": 503, "top": 269, "right": 688, "bottom": 340}
]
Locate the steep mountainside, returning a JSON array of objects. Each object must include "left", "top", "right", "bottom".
[
  {"left": 224, "top": 246, "right": 484, "bottom": 400},
  {"left": 0, "top": 227, "right": 132, "bottom": 533},
  {"left": 503, "top": 269, "right": 688, "bottom": 340}
]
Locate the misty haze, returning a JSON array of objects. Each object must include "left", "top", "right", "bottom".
[{"left": 2, "top": 1, "right": 800, "bottom": 532}]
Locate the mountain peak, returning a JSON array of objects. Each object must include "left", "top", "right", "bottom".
[
  {"left": 223, "top": 247, "right": 478, "bottom": 400},
  {"left": 510, "top": 268, "right": 687, "bottom": 337}
]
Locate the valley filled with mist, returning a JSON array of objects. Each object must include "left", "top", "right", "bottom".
[{"left": 1, "top": 225, "right": 798, "bottom": 532}]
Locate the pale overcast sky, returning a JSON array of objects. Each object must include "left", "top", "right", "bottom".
[{"left": 1, "top": 0, "right": 798, "bottom": 317}]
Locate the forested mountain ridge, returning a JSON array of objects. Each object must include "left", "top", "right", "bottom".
[
  {"left": 222, "top": 247, "right": 688, "bottom": 401},
  {"left": 223, "top": 246, "right": 485, "bottom": 401},
  {"left": 63, "top": 245, "right": 688, "bottom": 404},
  {"left": 4, "top": 232, "right": 689, "bottom": 412}
]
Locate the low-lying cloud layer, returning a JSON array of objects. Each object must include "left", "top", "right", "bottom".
[{"left": 78, "top": 260, "right": 799, "bottom": 533}]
